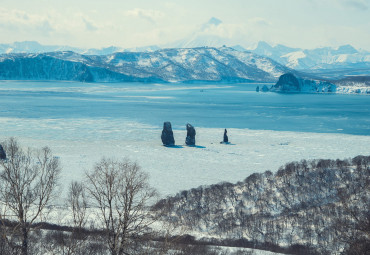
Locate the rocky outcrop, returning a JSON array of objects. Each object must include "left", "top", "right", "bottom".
[
  {"left": 272, "top": 73, "right": 301, "bottom": 91},
  {"left": 161, "top": 122, "right": 175, "bottom": 146},
  {"left": 261, "top": 85, "right": 269, "bottom": 92},
  {"left": 270, "top": 73, "right": 336, "bottom": 93},
  {"left": 0, "top": 144, "right": 6, "bottom": 160},
  {"left": 185, "top": 124, "right": 196, "bottom": 146}
]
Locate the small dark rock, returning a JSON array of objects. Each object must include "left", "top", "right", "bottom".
[
  {"left": 0, "top": 144, "right": 6, "bottom": 160},
  {"left": 261, "top": 85, "right": 269, "bottom": 92},
  {"left": 185, "top": 123, "right": 196, "bottom": 146},
  {"left": 223, "top": 129, "right": 229, "bottom": 143},
  {"left": 161, "top": 122, "right": 175, "bottom": 146},
  {"left": 256, "top": 86, "right": 260, "bottom": 92}
]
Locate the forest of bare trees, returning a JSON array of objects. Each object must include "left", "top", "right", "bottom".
[
  {"left": 0, "top": 138, "right": 161, "bottom": 255},
  {"left": 153, "top": 156, "right": 370, "bottom": 255}
]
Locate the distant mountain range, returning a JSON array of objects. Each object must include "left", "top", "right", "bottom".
[
  {"left": 1, "top": 40, "right": 370, "bottom": 74},
  {"left": 249, "top": 41, "right": 370, "bottom": 70},
  {"left": 0, "top": 47, "right": 292, "bottom": 83}
]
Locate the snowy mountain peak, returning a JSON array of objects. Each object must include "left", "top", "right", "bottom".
[
  {"left": 255, "top": 41, "right": 273, "bottom": 50},
  {"left": 249, "top": 42, "right": 369, "bottom": 70},
  {"left": 201, "top": 17, "right": 222, "bottom": 31},
  {"left": 335, "top": 44, "right": 358, "bottom": 54}
]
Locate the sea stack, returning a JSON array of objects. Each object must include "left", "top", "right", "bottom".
[
  {"left": 185, "top": 123, "right": 196, "bottom": 146},
  {"left": 0, "top": 144, "right": 6, "bottom": 160},
  {"left": 223, "top": 129, "right": 229, "bottom": 143},
  {"left": 161, "top": 122, "right": 175, "bottom": 146}
]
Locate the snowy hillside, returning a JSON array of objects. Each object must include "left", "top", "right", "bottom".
[
  {"left": 153, "top": 156, "right": 370, "bottom": 254},
  {"left": 0, "top": 47, "right": 291, "bottom": 83}
]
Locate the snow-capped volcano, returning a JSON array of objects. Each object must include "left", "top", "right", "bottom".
[{"left": 163, "top": 17, "right": 240, "bottom": 49}]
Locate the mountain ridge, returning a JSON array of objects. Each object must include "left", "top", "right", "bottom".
[
  {"left": 2, "top": 40, "right": 369, "bottom": 73},
  {"left": 0, "top": 47, "right": 292, "bottom": 83}
]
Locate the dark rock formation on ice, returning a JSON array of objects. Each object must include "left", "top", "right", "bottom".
[
  {"left": 161, "top": 122, "right": 175, "bottom": 146},
  {"left": 256, "top": 86, "right": 260, "bottom": 92},
  {"left": 0, "top": 144, "right": 6, "bottom": 160},
  {"left": 185, "top": 123, "right": 196, "bottom": 146},
  {"left": 223, "top": 129, "right": 229, "bottom": 143}
]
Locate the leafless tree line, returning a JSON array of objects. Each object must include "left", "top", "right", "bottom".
[
  {"left": 0, "top": 138, "right": 254, "bottom": 255},
  {"left": 0, "top": 138, "right": 160, "bottom": 255},
  {"left": 153, "top": 156, "right": 370, "bottom": 255}
]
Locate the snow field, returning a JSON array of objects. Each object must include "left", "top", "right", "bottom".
[{"left": 1, "top": 119, "right": 369, "bottom": 198}]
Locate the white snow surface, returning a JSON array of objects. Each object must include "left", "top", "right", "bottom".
[
  {"left": 336, "top": 84, "right": 370, "bottom": 94},
  {"left": 1, "top": 118, "right": 369, "bottom": 198},
  {"left": 281, "top": 51, "right": 306, "bottom": 68}
]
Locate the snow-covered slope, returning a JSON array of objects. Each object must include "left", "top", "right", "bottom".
[
  {"left": 0, "top": 47, "right": 291, "bottom": 83},
  {"left": 153, "top": 156, "right": 370, "bottom": 254}
]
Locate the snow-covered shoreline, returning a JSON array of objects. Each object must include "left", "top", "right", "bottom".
[
  {"left": 336, "top": 84, "right": 370, "bottom": 94},
  {"left": 2, "top": 122, "right": 369, "bottom": 198}
]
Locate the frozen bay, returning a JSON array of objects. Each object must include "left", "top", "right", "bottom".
[{"left": 0, "top": 81, "right": 369, "bottom": 196}]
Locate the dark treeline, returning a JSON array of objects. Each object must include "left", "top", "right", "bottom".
[{"left": 153, "top": 156, "right": 370, "bottom": 255}]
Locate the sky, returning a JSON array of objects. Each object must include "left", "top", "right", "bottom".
[{"left": 0, "top": 0, "right": 369, "bottom": 50}]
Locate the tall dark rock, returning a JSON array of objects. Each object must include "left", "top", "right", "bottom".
[
  {"left": 185, "top": 123, "right": 196, "bottom": 146},
  {"left": 223, "top": 129, "right": 229, "bottom": 143},
  {"left": 0, "top": 144, "right": 6, "bottom": 160},
  {"left": 161, "top": 122, "right": 175, "bottom": 146}
]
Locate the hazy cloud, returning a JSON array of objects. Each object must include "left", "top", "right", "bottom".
[
  {"left": 125, "top": 8, "right": 164, "bottom": 23},
  {"left": 0, "top": 8, "right": 54, "bottom": 34},
  {"left": 82, "top": 17, "right": 98, "bottom": 31},
  {"left": 249, "top": 17, "right": 271, "bottom": 27},
  {"left": 344, "top": 0, "right": 369, "bottom": 10}
]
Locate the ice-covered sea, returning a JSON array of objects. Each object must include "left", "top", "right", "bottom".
[{"left": 0, "top": 81, "right": 369, "bottom": 197}]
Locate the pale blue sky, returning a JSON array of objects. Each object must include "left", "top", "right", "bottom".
[{"left": 0, "top": 0, "right": 369, "bottom": 50}]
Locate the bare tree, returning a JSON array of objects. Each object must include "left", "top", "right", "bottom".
[
  {"left": 0, "top": 137, "right": 61, "bottom": 255},
  {"left": 43, "top": 181, "right": 89, "bottom": 255},
  {"left": 85, "top": 158, "right": 157, "bottom": 255}
]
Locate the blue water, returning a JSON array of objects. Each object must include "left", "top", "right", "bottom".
[{"left": 0, "top": 81, "right": 369, "bottom": 135}]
